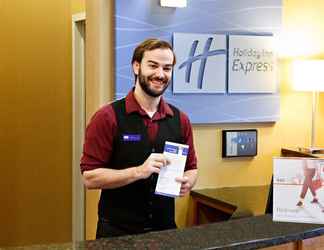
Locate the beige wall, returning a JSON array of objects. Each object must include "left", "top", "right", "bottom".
[
  {"left": 0, "top": 0, "right": 84, "bottom": 246},
  {"left": 282, "top": 0, "right": 324, "bottom": 147},
  {"left": 72, "top": 0, "right": 85, "bottom": 14},
  {"left": 85, "top": 0, "right": 324, "bottom": 238}
]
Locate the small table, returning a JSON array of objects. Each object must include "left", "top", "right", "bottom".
[{"left": 190, "top": 185, "right": 269, "bottom": 225}]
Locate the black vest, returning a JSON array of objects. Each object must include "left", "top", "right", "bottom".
[{"left": 98, "top": 98, "right": 183, "bottom": 233}]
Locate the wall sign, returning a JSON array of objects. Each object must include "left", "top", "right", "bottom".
[
  {"left": 228, "top": 35, "right": 277, "bottom": 93},
  {"left": 173, "top": 33, "right": 277, "bottom": 94},
  {"left": 173, "top": 33, "right": 227, "bottom": 94},
  {"left": 115, "top": 0, "right": 282, "bottom": 123}
]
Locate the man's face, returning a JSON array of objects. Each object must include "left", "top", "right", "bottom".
[{"left": 133, "top": 48, "right": 174, "bottom": 97}]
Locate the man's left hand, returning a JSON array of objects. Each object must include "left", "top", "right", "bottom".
[{"left": 175, "top": 176, "right": 191, "bottom": 197}]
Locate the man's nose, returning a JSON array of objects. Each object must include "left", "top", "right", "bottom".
[{"left": 155, "top": 67, "right": 164, "bottom": 78}]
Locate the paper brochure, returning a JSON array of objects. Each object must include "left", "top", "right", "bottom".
[{"left": 155, "top": 141, "right": 189, "bottom": 197}]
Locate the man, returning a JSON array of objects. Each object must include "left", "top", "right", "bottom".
[{"left": 80, "top": 38, "right": 198, "bottom": 238}]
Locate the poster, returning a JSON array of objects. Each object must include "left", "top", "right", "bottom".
[{"left": 273, "top": 157, "right": 324, "bottom": 224}]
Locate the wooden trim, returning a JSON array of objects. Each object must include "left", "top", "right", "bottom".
[
  {"left": 85, "top": 0, "right": 115, "bottom": 239},
  {"left": 72, "top": 12, "right": 86, "bottom": 242},
  {"left": 72, "top": 12, "right": 86, "bottom": 22},
  {"left": 260, "top": 242, "right": 297, "bottom": 250},
  {"left": 191, "top": 195, "right": 236, "bottom": 225},
  {"left": 299, "top": 235, "right": 324, "bottom": 250}
]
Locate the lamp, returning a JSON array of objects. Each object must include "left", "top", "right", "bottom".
[
  {"left": 292, "top": 59, "right": 324, "bottom": 153},
  {"left": 160, "top": 0, "right": 187, "bottom": 8}
]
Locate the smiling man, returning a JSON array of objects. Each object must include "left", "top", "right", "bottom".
[{"left": 80, "top": 38, "right": 198, "bottom": 238}]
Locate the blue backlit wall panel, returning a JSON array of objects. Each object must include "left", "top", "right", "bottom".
[{"left": 115, "top": 0, "right": 282, "bottom": 123}]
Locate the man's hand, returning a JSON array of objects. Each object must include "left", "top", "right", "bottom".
[
  {"left": 175, "top": 169, "right": 198, "bottom": 197},
  {"left": 137, "top": 153, "right": 169, "bottom": 179},
  {"left": 175, "top": 176, "right": 191, "bottom": 197}
]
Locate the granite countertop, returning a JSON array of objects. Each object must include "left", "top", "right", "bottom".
[{"left": 4, "top": 214, "right": 324, "bottom": 250}]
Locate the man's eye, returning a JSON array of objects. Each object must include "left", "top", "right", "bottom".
[
  {"left": 149, "top": 64, "right": 157, "bottom": 69},
  {"left": 164, "top": 67, "right": 172, "bottom": 72}
]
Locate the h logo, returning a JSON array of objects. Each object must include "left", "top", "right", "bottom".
[
  {"left": 178, "top": 37, "right": 226, "bottom": 89},
  {"left": 173, "top": 33, "right": 227, "bottom": 93}
]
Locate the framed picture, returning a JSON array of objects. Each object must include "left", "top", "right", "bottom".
[{"left": 222, "top": 129, "right": 257, "bottom": 157}]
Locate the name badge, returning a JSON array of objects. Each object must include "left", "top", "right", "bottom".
[{"left": 122, "top": 134, "right": 141, "bottom": 142}]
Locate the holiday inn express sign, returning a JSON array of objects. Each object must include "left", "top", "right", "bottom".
[{"left": 173, "top": 33, "right": 277, "bottom": 94}]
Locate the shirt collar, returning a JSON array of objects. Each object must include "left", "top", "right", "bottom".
[{"left": 125, "top": 89, "right": 174, "bottom": 119}]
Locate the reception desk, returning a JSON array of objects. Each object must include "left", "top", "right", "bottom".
[
  {"left": 5, "top": 215, "right": 324, "bottom": 250},
  {"left": 281, "top": 148, "right": 324, "bottom": 158},
  {"left": 190, "top": 186, "right": 269, "bottom": 225}
]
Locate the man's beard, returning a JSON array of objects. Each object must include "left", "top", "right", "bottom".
[{"left": 138, "top": 68, "right": 169, "bottom": 97}]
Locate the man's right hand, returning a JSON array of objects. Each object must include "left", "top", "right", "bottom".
[
  {"left": 82, "top": 154, "right": 170, "bottom": 189},
  {"left": 136, "top": 153, "right": 170, "bottom": 179}
]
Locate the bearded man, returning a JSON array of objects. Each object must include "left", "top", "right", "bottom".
[{"left": 80, "top": 38, "right": 198, "bottom": 238}]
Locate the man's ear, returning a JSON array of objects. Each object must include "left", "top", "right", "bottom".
[{"left": 132, "top": 61, "right": 140, "bottom": 76}]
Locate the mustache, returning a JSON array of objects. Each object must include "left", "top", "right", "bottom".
[{"left": 148, "top": 75, "right": 168, "bottom": 83}]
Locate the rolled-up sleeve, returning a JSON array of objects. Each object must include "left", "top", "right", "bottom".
[{"left": 80, "top": 104, "right": 117, "bottom": 173}]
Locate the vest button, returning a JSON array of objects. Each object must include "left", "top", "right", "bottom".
[{"left": 148, "top": 213, "right": 153, "bottom": 219}]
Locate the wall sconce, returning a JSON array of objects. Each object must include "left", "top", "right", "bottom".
[
  {"left": 160, "top": 0, "right": 187, "bottom": 8},
  {"left": 292, "top": 60, "right": 324, "bottom": 153}
]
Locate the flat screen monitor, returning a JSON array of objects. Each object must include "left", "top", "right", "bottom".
[{"left": 222, "top": 129, "right": 257, "bottom": 157}]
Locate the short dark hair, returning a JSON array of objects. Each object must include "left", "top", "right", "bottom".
[{"left": 131, "top": 38, "right": 176, "bottom": 65}]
